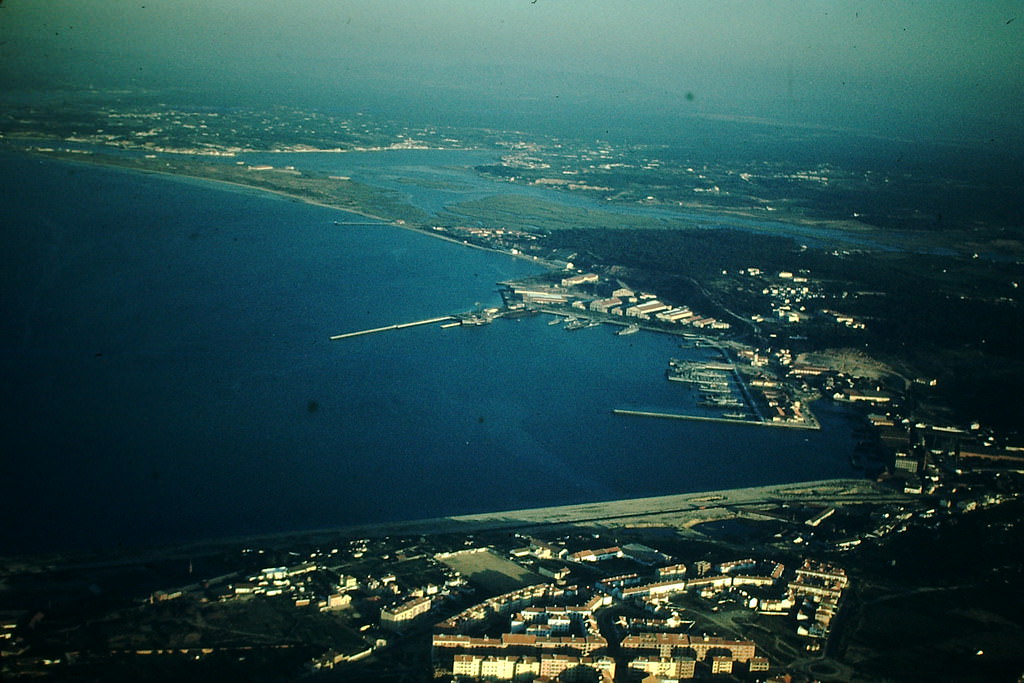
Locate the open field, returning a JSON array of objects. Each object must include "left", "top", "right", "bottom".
[
  {"left": 797, "top": 348, "right": 898, "bottom": 382},
  {"left": 437, "top": 549, "right": 544, "bottom": 595}
]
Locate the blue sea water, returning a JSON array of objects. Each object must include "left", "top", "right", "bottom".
[{"left": 0, "top": 154, "right": 859, "bottom": 554}]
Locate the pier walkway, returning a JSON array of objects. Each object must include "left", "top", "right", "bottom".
[
  {"left": 330, "top": 316, "right": 454, "bottom": 340},
  {"left": 613, "top": 408, "right": 820, "bottom": 430}
]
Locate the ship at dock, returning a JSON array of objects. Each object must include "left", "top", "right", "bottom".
[
  {"left": 617, "top": 323, "right": 640, "bottom": 336},
  {"left": 667, "top": 357, "right": 751, "bottom": 412},
  {"left": 455, "top": 307, "right": 500, "bottom": 326},
  {"left": 699, "top": 395, "right": 745, "bottom": 409}
]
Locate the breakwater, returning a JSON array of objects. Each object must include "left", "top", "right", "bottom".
[
  {"left": 613, "top": 408, "right": 820, "bottom": 430},
  {"left": 329, "top": 316, "right": 455, "bottom": 340}
]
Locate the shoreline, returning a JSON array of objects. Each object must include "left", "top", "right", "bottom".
[
  {"left": 21, "top": 147, "right": 565, "bottom": 269},
  {"left": 6, "top": 141, "right": 987, "bottom": 260},
  {"left": 0, "top": 149, "right": 856, "bottom": 563},
  {"left": 15, "top": 144, "right": 898, "bottom": 258},
  {"left": 1, "top": 477, "right": 898, "bottom": 564}
]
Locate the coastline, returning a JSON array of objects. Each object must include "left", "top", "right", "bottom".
[
  {"left": 0, "top": 149, "right": 857, "bottom": 562},
  {"left": 2, "top": 478, "right": 897, "bottom": 564},
  {"left": 21, "top": 147, "right": 566, "bottom": 268}
]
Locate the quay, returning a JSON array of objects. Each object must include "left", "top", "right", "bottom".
[
  {"left": 330, "top": 316, "right": 455, "bottom": 340},
  {"left": 613, "top": 408, "right": 820, "bottom": 430}
]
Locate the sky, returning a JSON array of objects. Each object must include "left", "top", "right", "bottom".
[{"left": 2, "top": 1, "right": 1022, "bottom": 148}]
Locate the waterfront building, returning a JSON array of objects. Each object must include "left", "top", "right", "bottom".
[
  {"left": 590, "top": 297, "right": 623, "bottom": 313},
  {"left": 612, "top": 287, "right": 636, "bottom": 300},
  {"left": 561, "top": 272, "right": 600, "bottom": 288},
  {"left": 656, "top": 307, "right": 694, "bottom": 323},
  {"left": 625, "top": 301, "right": 669, "bottom": 318},
  {"left": 835, "top": 389, "right": 892, "bottom": 403},
  {"left": 516, "top": 289, "right": 569, "bottom": 304}
]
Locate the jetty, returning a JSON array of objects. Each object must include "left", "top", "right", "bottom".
[
  {"left": 329, "top": 316, "right": 455, "bottom": 340},
  {"left": 612, "top": 409, "right": 820, "bottom": 430}
]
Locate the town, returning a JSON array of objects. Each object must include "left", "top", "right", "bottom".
[
  {"left": 2, "top": 101, "right": 1023, "bottom": 682},
  {"left": 4, "top": 469, "right": 1020, "bottom": 681}
]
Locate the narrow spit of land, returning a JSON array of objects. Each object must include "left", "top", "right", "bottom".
[{"left": 425, "top": 477, "right": 897, "bottom": 532}]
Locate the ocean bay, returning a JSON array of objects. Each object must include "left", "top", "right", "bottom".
[{"left": 0, "top": 154, "right": 858, "bottom": 554}]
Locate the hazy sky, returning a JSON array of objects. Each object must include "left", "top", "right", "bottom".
[{"left": 2, "top": 1, "right": 1022, "bottom": 146}]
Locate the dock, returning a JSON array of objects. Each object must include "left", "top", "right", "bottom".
[
  {"left": 612, "top": 409, "right": 820, "bottom": 430},
  {"left": 330, "top": 316, "right": 455, "bottom": 340}
]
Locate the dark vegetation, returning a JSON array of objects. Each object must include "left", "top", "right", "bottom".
[
  {"left": 545, "top": 227, "right": 1024, "bottom": 432},
  {"left": 547, "top": 226, "right": 798, "bottom": 279},
  {"left": 838, "top": 499, "right": 1024, "bottom": 681}
]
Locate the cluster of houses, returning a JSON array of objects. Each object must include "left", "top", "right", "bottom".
[
  {"left": 738, "top": 267, "right": 865, "bottom": 330},
  {"left": 426, "top": 538, "right": 854, "bottom": 681},
  {"left": 127, "top": 527, "right": 859, "bottom": 681},
  {"left": 434, "top": 582, "right": 614, "bottom": 681},
  {"left": 787, "top": 560, "right": 849, "bottom": 639}
]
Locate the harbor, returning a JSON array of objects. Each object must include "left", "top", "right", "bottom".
[
  {"left": 667, "top": 358, "right": 763, "bottom": 418},
  {"left": 328, "top": 300, "right": 818, "bottom": 431}
]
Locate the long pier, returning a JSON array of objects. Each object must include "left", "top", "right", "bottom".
[
  {"left": 330, "top": 316, "right": 455, "bottom": 340},
  {"left": 613, "top": 409, "right": 820, "bottom": 430}
]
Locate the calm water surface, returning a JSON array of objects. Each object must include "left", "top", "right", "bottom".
[{"left": 0, "top": 154, "right": 859, "bottom": 553}]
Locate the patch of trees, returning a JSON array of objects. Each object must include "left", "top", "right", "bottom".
[{"left": 545, "top": 227, "right": 798, "bottom": 281}]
